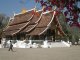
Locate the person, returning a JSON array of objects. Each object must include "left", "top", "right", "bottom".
[{"left": 8, "top": 40, "right": 13, "bottom": 51}]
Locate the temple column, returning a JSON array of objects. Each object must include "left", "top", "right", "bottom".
[{"left": 52, "top": 29, "right": 55, "bottom": 42}]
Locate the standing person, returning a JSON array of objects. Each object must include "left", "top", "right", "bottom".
[{"left": 8, "top": 40, "right": 13, "bottom": 51}]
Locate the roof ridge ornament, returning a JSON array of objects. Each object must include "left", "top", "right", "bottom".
[
  {"left": 14, "top": 9, "right": 34, "bottom": 16},
  {"left": 21, "top": 8, "right": 27, "bottom": 14}
]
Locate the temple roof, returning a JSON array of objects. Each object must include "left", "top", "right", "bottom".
[
  {"left": 4, "top": 10, "right": 34, "bottom": 36},
  {"left": 20, "top": 11, "right": 42, "bottom": 33},
  {"left": 28, "top": 27, "right": 46, "bottom": 35},
  {"left": 9, "top": 11, "right": 33, "bottom": 26},
  {"left": 4, "top": 10, "right": 65, "bottom": 36},
  {"left": 27, "top": 12, "right": 53, "bottom": 35}
]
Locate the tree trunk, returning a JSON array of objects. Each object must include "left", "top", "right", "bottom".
[{"left": 72, "top": 35, "right": 75, "bottom": 45}]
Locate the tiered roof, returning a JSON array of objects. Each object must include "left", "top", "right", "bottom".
[
  {"left": 28, "top": 11, "right": 53, "bottom": 35},
  {"left": 4, "top": 10, "right": 65, "bottom": 36},
  {"left": 4, "top": 10, "right": 34, "bottom": 36}
]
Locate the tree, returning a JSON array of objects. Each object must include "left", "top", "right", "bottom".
[
  {"left": 34, "top": 0, "right": 80, "bottom": 44},
  {"left": 0, "top": 14, "right": 9, "bottom": 38}
]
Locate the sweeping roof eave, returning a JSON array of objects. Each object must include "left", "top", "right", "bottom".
[{"left": 27, "top": 11, "right": 55, "bottom": 36}]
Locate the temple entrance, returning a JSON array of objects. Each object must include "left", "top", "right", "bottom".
[{"left": 45, "top": 29, "right": 56, "bottom": 42}]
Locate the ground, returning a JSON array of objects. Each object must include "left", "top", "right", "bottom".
[{"left": 0, "top": 46, "right": 80, "bottom": 60}]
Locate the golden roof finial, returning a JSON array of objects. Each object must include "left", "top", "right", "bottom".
[
  {"left": 20, "top": 0, "right": 27, "bottom": 14},
  {"left": 21, "top": 8, "right": 27, "bottom": 14}
]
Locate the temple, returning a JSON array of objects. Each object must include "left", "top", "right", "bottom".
[{"left": 3, "top": 9, "right": 66, "bottom": 42}]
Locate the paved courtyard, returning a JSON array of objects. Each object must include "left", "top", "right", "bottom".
[{"left": 0, "top": 46, "right": 80, "bottom": 60}]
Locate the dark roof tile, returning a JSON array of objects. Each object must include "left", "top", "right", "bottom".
[
  {"left": 5, "top": 23, "right": 27, "bottom": 32},
  {"left": 21, "top": 24, "right": 37, "bottom": 33},
  {"left": 4, "top": 30, "right": 19, "bottom": 36},
  {"left": 9, "top": 11, "right": 33, "bottom": 25},
  {"left": 27, "top": 27, "right": 46, "bottom": 35},
  {"left": 36, "top": 13, "right": 52, "bottom": 28}
]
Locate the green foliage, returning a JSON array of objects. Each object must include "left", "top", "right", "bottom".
[
  {"left": 0, "top": 14, "right": 9, "bottom": 28},
  {"left": 0, "top": 13, "right": 9, "bottom": 38},
  {"left": 57, "top": 13, "right": 71, "bottom": 36},
  {"left": 70, "top": 26, "right": 80, "bottom": 39}
]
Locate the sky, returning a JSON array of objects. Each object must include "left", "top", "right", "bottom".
[
  {"left": 0, "top": 0, "right": 41, "bottom": 17},
  {"left": 0, "top": 0, "right": 80, "bottom": 17}
]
